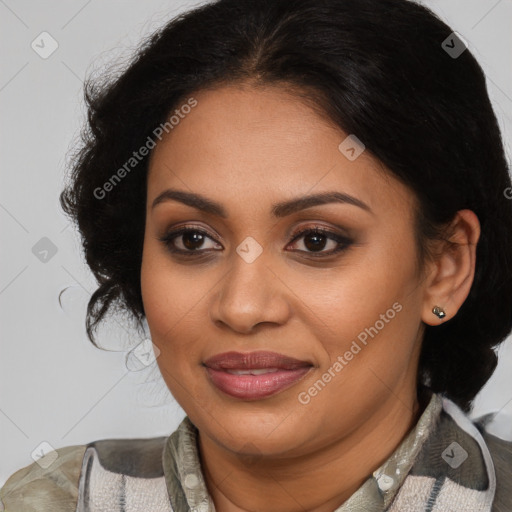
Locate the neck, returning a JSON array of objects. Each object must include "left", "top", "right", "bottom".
[{"left": 198, "top": 387, "right": 428, "bottom": 512}]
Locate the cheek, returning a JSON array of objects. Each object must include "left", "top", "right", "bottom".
[
  {"left": 302, "top": 230, "right": 421, "bottom": 373},
  {"left": 140, "top": 251, "right": 172, "bottom": 334},
  {"left": 140, "top": 238, "right": 217, "bottom": 377},
  {"left": 140, "top": 239, "right": 192, "bottom": 346},
  {"left": 140, "top": 251, "right": 201, "bottom": 399}
]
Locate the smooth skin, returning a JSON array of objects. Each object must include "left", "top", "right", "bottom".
[{"left": 140, "top": 82, "right": 480, "bottom": 512}]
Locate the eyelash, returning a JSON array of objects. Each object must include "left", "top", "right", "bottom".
[{"left": 157, "top": 224, "right": 353, "bottom": 258}]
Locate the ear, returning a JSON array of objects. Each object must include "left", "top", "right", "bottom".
[{"left": 421, "top": 209, "right": 480, "bottom": 326}]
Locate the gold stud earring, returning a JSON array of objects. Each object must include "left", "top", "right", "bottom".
[{"left": 432, "top": 306, "right": 446, "bottom": 319}]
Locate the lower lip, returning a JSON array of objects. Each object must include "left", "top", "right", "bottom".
[{"left": 204, "top": 366, "right": 312, "bottom": 400}]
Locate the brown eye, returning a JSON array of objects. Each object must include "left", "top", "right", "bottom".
[
  {"left": 159, "top": 227, "right": 222, "bottom": 254},
  {"left": 158, "top": 225, "right": 352, "bottom": 259},
  {"left": 180, "top": 231, "right": 207, "bottom": 250},
  {"left": 288, "top": 227, "right": 353, "bottom": 256}
]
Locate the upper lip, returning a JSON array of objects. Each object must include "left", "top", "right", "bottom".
[{"left": 203, "top": 351, "right": 312, "bottom": 370}]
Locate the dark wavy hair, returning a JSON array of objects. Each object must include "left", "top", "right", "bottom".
[{"left": 60, "top": 0, "right": 512, "bottom": 412}]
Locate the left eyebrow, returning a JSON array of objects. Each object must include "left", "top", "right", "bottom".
[{"left": 151, "top": 188, "right": 373, "bottom": 217}]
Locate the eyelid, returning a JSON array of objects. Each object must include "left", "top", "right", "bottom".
[
  {"left": 158, "top": 222, "right": 353, "bottom": 259},
  {"left": 287, "top": 224, "right": 353, "bottom": 254},
  {"left": 288, "top": 222, "right": 352, "bottom": 241},
  {"left": 158, "top": 224, "right": 222, "bottom": 249}
]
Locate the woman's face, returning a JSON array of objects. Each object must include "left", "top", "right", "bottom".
[{"left": 141, "top": 83, "right": 431, "bottom": 457}]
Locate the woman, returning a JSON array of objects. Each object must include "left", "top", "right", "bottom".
[{"left": 2, "top": 0, "right": 511, "bottom": 510}]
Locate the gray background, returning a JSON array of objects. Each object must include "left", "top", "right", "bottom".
[{"left": 1, "top": 0, "right": 511, "bottom": 486}]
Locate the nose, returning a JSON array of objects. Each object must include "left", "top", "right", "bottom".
[{"left": 209, "top": 251, "right": 291, "bottom": 334}]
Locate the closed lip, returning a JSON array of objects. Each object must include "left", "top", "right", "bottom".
[{"left": 203, "top": 351, "right": 313, "bottom": 370}]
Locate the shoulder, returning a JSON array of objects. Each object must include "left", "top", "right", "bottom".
[
  {"left": 80, "top": 435, "right": 168, "bottom": 477},
  {"left": 474, "top": 415, "right": 512, "bottom": 512},
  {"left": 0, "top": 444, "right": 87, "bottom": 512},
  {"left": 483, "top": 431, "right": 512, "bottom": 512},
  {"left": 0, "top": 436, "right": 169, "bottom": 512}
]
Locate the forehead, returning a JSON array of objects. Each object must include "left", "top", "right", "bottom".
[{"left": 146, "top": 84, "right": 413, "bottom": 219}]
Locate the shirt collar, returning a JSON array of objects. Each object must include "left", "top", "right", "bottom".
[{"left": 162, "top": 390, "right": 443, "bottom": 512}]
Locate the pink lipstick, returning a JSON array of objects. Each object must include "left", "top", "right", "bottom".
[{"left": 203, "top": 351, "right": 313, "bottom": 400}]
